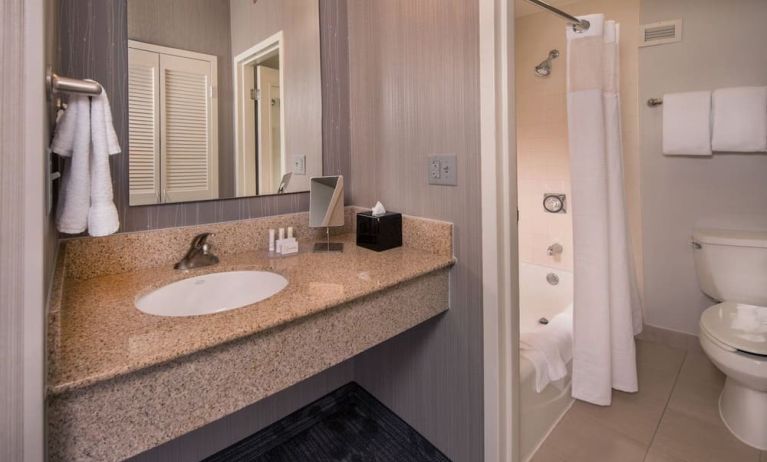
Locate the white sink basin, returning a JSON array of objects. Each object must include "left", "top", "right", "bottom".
[{"left": 136, "top": 270, "right": 288, "bottom": 317}]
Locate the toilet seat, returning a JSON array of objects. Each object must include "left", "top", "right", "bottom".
[{"left": 700, "top": 302, "right": 767, "bottom": 356}]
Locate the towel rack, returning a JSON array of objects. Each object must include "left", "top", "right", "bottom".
[
  {"left": 46, "top": 66, "right": 102, "bottom": 100},
  {"left": 647, "top": 97, "right": 663, "bottom": 107},
  {"left": 45, "top": 67, "right": 104, "bottom": 203}
]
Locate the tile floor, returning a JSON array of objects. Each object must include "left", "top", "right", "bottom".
[{"left": 531, "top": 340, "right": 767, "bottom": 462}]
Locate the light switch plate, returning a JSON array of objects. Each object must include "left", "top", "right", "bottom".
[
  {"left": 428, "top": 154, "right": 457, "bottom": 186},
  {"left": 292, "top": 155, "right": 306, "bottom": 175}
]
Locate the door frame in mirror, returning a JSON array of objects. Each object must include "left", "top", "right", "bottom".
[{"left": 233, "top": 31, "right": 286, "bottom": 197}]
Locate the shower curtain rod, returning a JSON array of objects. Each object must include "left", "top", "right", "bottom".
[{"left": 525, "top": 0, "right": 591, "bottom": 32}]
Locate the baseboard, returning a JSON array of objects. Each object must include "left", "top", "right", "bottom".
[{"left": 636, "top": 323, "right": 703, "bottom": 353}]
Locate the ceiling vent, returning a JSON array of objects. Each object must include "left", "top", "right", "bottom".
[{"left": 639, "top": 19, "right": 682, "bottom": 47}]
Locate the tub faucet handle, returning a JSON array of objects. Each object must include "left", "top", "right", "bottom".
[{"left": 547, "top": 243, "right": 563, "bottom": 256}]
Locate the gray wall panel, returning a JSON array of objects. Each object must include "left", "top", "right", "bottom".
[
  {"left": 1, "top": 0, "right": 27, "bottom": 457},
  {"left": 347, "top": 1, "right": 484, "bottom": 460},
  {"left": 3, "top": 0, "right": 55, "bottom": 459}
]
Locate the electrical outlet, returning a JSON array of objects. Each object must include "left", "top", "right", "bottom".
[
  {"left": 292, "top": 155, "right": 306, "bottom": 175},
  {"left": 428, "top": 154, "right": 457, "bottom": 186},
  {"left": 430, "top": 159, "right": 442, "bottom": 179}
]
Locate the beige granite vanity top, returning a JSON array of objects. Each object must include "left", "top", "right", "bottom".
[{"left": 49, "top": 233, "right": 454, "bottom": 395}]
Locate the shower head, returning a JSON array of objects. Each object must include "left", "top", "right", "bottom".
[{"left": 534, "top": 49, "right": 560, "bottom": 77}]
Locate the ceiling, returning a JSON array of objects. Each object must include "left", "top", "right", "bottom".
[{"left": 515, "top": 0, "right": 583, "bottom": 18}]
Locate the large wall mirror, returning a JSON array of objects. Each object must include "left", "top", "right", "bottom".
[{"left": 126, "top": 0, "right": 322, "bottom": 205}]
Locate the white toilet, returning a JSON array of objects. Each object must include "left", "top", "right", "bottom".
[{"left": 692, "top": 228, "right": 767, "bottom": 450}]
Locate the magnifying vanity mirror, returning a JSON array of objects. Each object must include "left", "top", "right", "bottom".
[
  {"left": 310, "top": 176, "right": 345, "bottom": 252},
  {"left": 126, "top": 0, "right": 322, "bottom": 205}
]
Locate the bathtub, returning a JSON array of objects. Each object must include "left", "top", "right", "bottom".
[{"left": 519, "top": 263, "right": 574, "bottom": 462}]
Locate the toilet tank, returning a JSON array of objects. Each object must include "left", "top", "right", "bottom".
[{"left": 692, "top": 228, "right": 767, "bottom": 305}]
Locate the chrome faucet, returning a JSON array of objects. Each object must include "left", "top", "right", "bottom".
[
  {"left": 547, "top": 243, "right": 563, "bottom": 256},
  {"left": 175, "top": 233, "right": 219, "bottom": 270}
]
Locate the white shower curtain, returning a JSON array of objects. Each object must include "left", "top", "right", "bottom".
[{"left": 566, "top": 14, "right": 643, "bottom": 406}]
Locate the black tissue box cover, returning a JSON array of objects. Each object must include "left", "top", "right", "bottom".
[{"left": 356, "top": 211, "right": 402, "bottom": 252}]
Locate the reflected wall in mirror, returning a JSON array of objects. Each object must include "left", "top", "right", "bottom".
[{"left": 127, "top": 0, "right": 322, "bottom": 205}]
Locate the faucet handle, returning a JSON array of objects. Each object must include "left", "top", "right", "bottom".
[
  {"left": 190, "top": 232, "right": 213, "bottom": 249},
  {"left": 175, "top": 233, "right": 218, "bottom": 270}
]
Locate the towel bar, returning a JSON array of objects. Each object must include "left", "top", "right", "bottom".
[
  {"left": 45, "top": 67, "right": 104, "bottom": 210},
  {"left": 46, "top": 66, "right": 102, "bottom": 99}
]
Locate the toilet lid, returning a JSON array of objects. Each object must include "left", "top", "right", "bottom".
[{"left": 700, "top": 302, "right": 767, "bottom": 356}]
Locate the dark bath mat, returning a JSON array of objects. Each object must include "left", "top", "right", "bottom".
[{"left": 203, "top": 382, "right": 451, "bottom": 462}]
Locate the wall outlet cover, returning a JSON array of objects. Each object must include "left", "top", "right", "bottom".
[
  {"left": 427, "top": 154, "right": 457, "bottom": 186},
  {"left": 292, "top": 155, "right": 306, "bottom": 175}
]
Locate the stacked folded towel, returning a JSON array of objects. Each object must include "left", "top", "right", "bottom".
[
  {"left": 662, "top": 86, "right": 767, "bottom": 156},
  {"left": 712, "top": 86, "right": 767, "bottom": 152},
  {"left": 51, "top": 90, "right": 121, "bottom": 236},
  {"left": 662, "top": 91, "right": 712, "bottom": 156},
  {"left": 520, "top": 307, "right": 573, "bottom": 393}
]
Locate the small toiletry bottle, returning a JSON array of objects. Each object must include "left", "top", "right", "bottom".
[
  {"left": 287, "top": 227, "right": 294, "bottom": 239},
  {"left": 269, "top": 229, "right": 275, "bottom": 252},
  {"left": 277, "top": 228, "right": 285, "bottom": 254}
]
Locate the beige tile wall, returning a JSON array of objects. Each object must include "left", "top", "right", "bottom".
[{"left": 515, "top": 0, "right": 642, "bottom": 284}]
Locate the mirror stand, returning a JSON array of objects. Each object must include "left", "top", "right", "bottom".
[{"left": 312, "top": 227, "right": 344, "bottom": 253}]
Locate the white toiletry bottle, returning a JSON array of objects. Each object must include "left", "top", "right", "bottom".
[
  {"left": 277, "top": 228, "right": 285, "bottom": 254},
  {"left": 287, "top": 227, "right": 294, "bottom": 239},
  {"left": 269, "top": 229, "right": 275, "bottom": 252}
]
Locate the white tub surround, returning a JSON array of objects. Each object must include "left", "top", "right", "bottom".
[{"left": 518, "top": 263, "right": 574, "bottom": 461}]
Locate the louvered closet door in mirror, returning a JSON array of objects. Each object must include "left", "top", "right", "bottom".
[
  {"left": 128, "top": 48, "right": 161, "bottom": 205},
  {"left": 160, "top": 53, "right": 219, "bottom": 203}
]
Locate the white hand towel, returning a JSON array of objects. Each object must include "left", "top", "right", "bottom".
[
  {"left": 55, "top": 95, "right": 91, "bottom": 234},
  {"left": 662, "top": 91, "right": 712, "bottom": 156},
  {"left": 712, "top": 86, "right": 767, "bottom": 152},
  {"left": 51, "top": 97, "right": 80, "bottom": 157},
  {"left": 88, "top": 90, "right": 121, "bottom": 236}
]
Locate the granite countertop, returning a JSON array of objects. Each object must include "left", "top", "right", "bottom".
[{"left": 49, "top": 234, "right": 455, "bottom": 395}]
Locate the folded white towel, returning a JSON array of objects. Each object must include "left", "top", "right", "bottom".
[
  {"left": 55, "top": 96, "right": 91, "bottom": 234},
  {"left": 712, "top": 86, "right": 767, "bottom": 152},
  {"left": 662, "top": 91, "right": 712, "bottom": 156},
  {"left": 520, "top": 307, "right": 573, "bottom": 393},
  {"left": 88, "top": 90, "right": 121, "bottom": 236}
]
